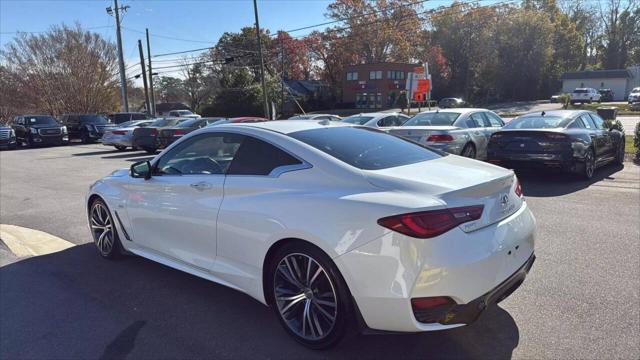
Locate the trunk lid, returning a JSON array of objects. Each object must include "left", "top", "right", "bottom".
[
  {"left": 363, "top": 156, "right": 522, "bottom": 232},
  {"left": 387, "top": 126, "right": 459, "bottom": 143},
  {"left": 490, "top": 130, "right": 570, "bottom": 153}
]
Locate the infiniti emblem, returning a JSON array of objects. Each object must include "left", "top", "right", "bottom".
[{"left": 500, "top": 194, "right": 510, "bottom": 207}]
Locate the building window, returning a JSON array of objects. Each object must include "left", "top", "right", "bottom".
[
  {"left": 387, "top": 71, "right": 405, "bottom": 80},
  {"left": 346, "top": 72, "right": 358, "bottom": 81},
  {"left": 369, "top": 70, "right": 382, "bottom": 80}
]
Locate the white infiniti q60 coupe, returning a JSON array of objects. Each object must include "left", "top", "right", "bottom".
[{"left": 86, "top": 120, "right": 536, "bottom": 349}]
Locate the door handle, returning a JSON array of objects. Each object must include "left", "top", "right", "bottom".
[{"left": 190, "top": 181, "right": 212, "bottom": 190}]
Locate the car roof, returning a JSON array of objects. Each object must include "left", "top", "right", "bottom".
[
  {"left": 217, "top": 120, "right": 352, "bottom": 134},
  {"left": 519, "top": 110, "right": 589, "bottom": 119},
  {"left": 416, "top": 108, "right": 488, "bottom": 115}
]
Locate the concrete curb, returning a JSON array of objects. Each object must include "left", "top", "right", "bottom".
[{"left": 0, "top": 224, "right": 75, "bottom": 257}]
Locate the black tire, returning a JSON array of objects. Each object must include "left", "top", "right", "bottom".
[
  {"left": 81, "top": 132, "right": 92, "bottom": 144},
  {"left": 615, "top": 140, "right": 625, "bottom": 165},
  {"left": 461, "top": 143, "right": 476, "bottom": 159},
  {"left": 583, "top": 148, "right": 596, "bottom": 179},
  {"left": 267, "top": 242, "right": 353, "bottom": 349},
  {"left": 143, "top": 147, "right": 157, "bottom": 154},
  {"left": 114, "top": 145, "right": 127, "bottom": 151},
  {"left": 88, "top": 199, "right": 122, "bottom": 259}
]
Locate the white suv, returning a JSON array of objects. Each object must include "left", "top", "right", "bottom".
[
  {"left": 570, "top": 88, "right": 601, "bottom": 105},
  {"left": 628, "top": 87, "right": 640, "bottom": 104}
]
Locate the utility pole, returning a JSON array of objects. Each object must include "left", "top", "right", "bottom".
[
  {"left": 281, "top": 38, "right": 285, "bottom": 116},
  {"left": 107, "top": 0, "right": 129, "bottom": 112},
  {"left": 146, "top": 28, "right": 156, "bottom": 116},
  {"left": 253, "top": 0, "right": 269, "bottom": 119},
  {"left": 138, "top": 40, "right": 151, "bottom": 114}
]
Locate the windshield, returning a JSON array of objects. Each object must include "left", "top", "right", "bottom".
[
  {"left": 289, "top": 115, "right": 314, "bottom": 120},
  {"left": 175, "top": 110, "right": 193, "bottom": 115},
  {"left": 342, "top": 116, "right": 374, "bottom": 125},
  {"left": 503, "top": 116, "right": 569, "bottom": 129},
  {"left": 79, "top": 115, "right": 110, "bottom": 124},
  {"left": 289, "top": 127, "right": 441, "bottom": 170},
  {"left": 25, "top": 116, "right": 58, "bottom": 125},
  {"left": 176, "top": 118, "right": 203, "bottom": 128},
  {"left": 403, "top": 112, "right": 460, "bottom": 126}
]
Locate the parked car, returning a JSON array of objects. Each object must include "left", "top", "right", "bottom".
[
  {"left": 0, "top": 125, "right": 17, "bottom": 150},
  {"left": 108, "top": 112, "right": 152, "bottom": 125},
  {"left": 101, "top": 119, "right": 155, "bottom": 151},
  {"left": 60, "top": 114, "right": 115, "bottom": 143},
  {"left": 628, "top": 87, "right": 640, "bottom": 104},
  {"left": 570, "top": 88, "right": 601, "bottom": 104},
  {"left": 87, "top": 120, "right": 535, "bottom": 348},
  {"left": 341, "top": 112, "right": 409, "bottom": 128},
  {"left": 387, "top": 108, "right": 505, "bottom": 159},
  {"left": 131, "top": 117, "right": 189, "bottom": 154},
  {"left": 168, "top": 110, "right": 201, "bottom": 119},
  {"left": 550, "top": 94, "right": 564, "bottom": 103},
  {"left": 157, "top": 117, "right": 226, "bottom": 148},
  {"left": 11, "top": 115, "right": 69, "bottom": 147},
  {"left": 438, "top": 97, "right": 465, "bottom": 108},
  {"left": 288, "top": 114, "right": 342, "bottom": 121},
  {"left": 207, "top": 117, "right": 268, "bottom": 126},
  {"left": 598, "top": 89, "right": 614, "bottom": 102},
  {"left": 487, "top": 110, "right": 624, "bottom": 179}
]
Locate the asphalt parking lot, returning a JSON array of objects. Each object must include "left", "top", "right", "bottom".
[{"left": 1, "top": 143, "right": 639, "bottom": 359}]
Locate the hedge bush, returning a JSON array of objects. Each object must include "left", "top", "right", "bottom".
[{"left": 634, "top": 121, "right": 640, "bottom": 156}]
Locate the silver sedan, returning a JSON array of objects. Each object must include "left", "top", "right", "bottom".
[{"left": 386, "top": 108, "right": 505, "bottom": 159}]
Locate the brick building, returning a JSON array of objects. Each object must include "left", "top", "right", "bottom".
[{"left": 342, "top": 62, "right": 420, "bottom": 109}]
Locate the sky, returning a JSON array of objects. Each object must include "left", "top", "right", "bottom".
[{"left": 0, "top": 0, "right": 335, "bottom": 79}]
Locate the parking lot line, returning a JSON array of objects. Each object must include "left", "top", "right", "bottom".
[{"left": 0, "top": 224, "right": 75, "bottom": 257}]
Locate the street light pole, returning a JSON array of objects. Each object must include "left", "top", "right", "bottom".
[
  {"left": 138, "top": 40, "right": 151, "bottom": 114},
  {"left": 146, "top": 28, "right": 156, "bottom": 116},
  {"left": 253, "top": 0, "right": 269, "bottom": 119},
  {"left": 108, "top": 0, "right": 129, "bottom": 112}
]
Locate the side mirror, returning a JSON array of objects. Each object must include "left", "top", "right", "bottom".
[{"left": 131, "top": 160, "right": 152, "bottom": 180}]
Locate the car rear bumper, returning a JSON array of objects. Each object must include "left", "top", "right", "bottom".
[
  {"left": 102, "top": 134, "right": 132, "bottom": 147},
  {"left": 424, "top": 141, "right": 464, "bottom": 155},
  {"left": 133, "top": 136, "right": 157, "bottom": 149},
  {"left": 487, "top": 150, "right": 576, "bottom": 170},
  {"left": 157, "top": 136, "right": 179, "bottom": 148},
  {"left": 335, "top": 201, "right": 536, "bottom": 332}
]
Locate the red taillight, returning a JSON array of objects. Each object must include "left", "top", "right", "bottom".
[
  {"left": 426, "top": 134, "right": 454, "bottom": 142},
  {"left": 149, "top": 128, "right": 158, "bottom": 136},
  {"left": 514, "top": 179, "right": 523, "bottom": 197},
  {"left": 174, "top": 129, "right": 186, "bottom": 136},
  {"left": 112, "top": 130, "right": 126, "bottom": 135},
  {"left": 377, "top": 205, "right": 484, "bottom": 239},
  {"left": 411, "top": 296, "right": 456, "bottom": 309},
  {"left": 545, "top": 133, "right": 568, "bottom": 140}
]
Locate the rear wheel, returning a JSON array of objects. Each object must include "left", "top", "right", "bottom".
[
  {"left": 89, "top": 199, "right": 122, "bottom": 259},
  {"left": 268, "top": 242, "right": 352, "bottom": 349},
  {"left": 615, "top": 140, "right": 625, "bottom": 165},
  {"left": 81, "top": 132, "right": 92, "bottom": 144},
  {"left": 461, "top": 143, "right": 476, "bottom": 159},
  {"left": 114, "top": 145, "right": 127, "bottom": 151},
  {"left": 143, "top": 147, "right": 157, "bottom": 154},
  {"left": 583, "top": 148, "right": 595, "bottom": 179}
]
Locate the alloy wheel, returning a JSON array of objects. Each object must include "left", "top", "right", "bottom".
[
  {"left": 273, "top": 253, "right": 338, "bottom": 341},
  {"left": 90, "top": 202, "right": 115, "bottom": 255},
  {"left": 585, "top": 150, "right": 595, "bottom": 179}
]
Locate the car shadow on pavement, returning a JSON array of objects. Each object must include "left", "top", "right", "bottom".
[
  {"left": 101, "top": 152, "right": 152, "bottom": 160},
  {"left": 517, "top": 163, "right": 625, "bottom": 197},
  {"left": 72, "top": 149, "right": 122, "bottom": 157},
  {"left": 0, "top": 244, "right": 520, "bottom": 360}
]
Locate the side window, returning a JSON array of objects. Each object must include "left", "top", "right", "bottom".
[
  {"left": 228, "top": 136, "right": 302, "bottom": 176},
  {"left": 568, "top": 119, "right": 584, "bottom": 129},
  {"left": 377, "top": 116, "right": 396, "bottom": 127},
  {"left": 579, "top": 115, "right": 595, "bottom": 129},
  {"left": 485, "top": 112, "right": 504, "bottom": 127},
  {"left": 589, "top": 113, "right": 605, "bottom": 130},
  {"left": 468, "top": 113, "right": 485, "bottom": 128},
  {"left": 315, "top": 116, "right": 331, "bottom": 121},
  {"left": 155, "top": 133, "right": 244, "bottom": 175}
]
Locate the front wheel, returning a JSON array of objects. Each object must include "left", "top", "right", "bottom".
[
  {"left": 89, "top": 199, "right": 122, "bottom": 259},
  {"left": 583, "top": 148, "right": 596, "bottom": 179},
  {"left": 114, "top": 145, "right": 127, "bottom": 151},
  {"left": 268, "top": 243, "right": 352, "bottom": 349}
]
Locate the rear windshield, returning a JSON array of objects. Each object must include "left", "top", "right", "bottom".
[
  {"left": 79, "top": 115, "right": 110, "bottom": 124},
  {"left": 176, "top": 119, "right": 204, "bottom": 128},
  {"left": 149, "top": 118, "right": 185, "bottom": 127},
  {"left": 119, "top": 120, "right": 149, "bottom": 128},
  {"left": 403, "top": 112, "right": 460, "bottom": 126},
  {"left": 341, "top": 116, "right": 374, "bottom": 125},
  {"left": 573, "top": 89, "right": 589, "bottom": 93},
  {"left": 289, "top": 115, "right": 314, "bottom": 120},
  {"left": 503, "top": 116, "right": 569, "bottom": 129},
  {"left": 289, "top": 127, "right": 441, "bottom": 170},
  {"left": 208, "top": 119, "right": 230, "bottom": 126},
  {"left": 25, "top": 116, "right": 58, "bottom": 125}
]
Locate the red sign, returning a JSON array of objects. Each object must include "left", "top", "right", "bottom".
[{"left": 416, "top": 79, "right": 430, "bottom": 93}]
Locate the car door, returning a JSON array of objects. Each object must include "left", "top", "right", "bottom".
[
  {"left": 214, "top": 134, "right": 309, "bottom": 289},
  {"left": 467, "top": 112, "right": 489, "bottom": 158},
  {"left": 577, "top": 114, "right": 605, "bottom": 159},
  {"left": 588, "top": 113, "right": 615, "bottom": 160},
  {"left": 124, "top": 132, "right": 244, "bottom": 269},
  {"left": 12, "top": 117, "right": 24, "bottom": 141}
]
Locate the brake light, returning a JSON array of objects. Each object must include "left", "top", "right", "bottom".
[
  {"left": 545, "top": 133, "right": 568, "bottom": 140},
  {"left": 515, "top": 179, "right": 523, "bottom": 197},
  {"left": 174, "top": 129, "right": 186, "bottom": 136},
  {"left": 377, "top": 205, "right": 484, "bottom": 239},
  {"left": 411, "top": 296, "right": 456, "bottom": 309},
  {"left": 149, "top": 128, "right": 157, "bottom": 136},
  {"left": 112, "top": 130, "right": 126, "bottom": 135},
  {"left": 426, "top": 134, "right": 454, "bottom": 142}
]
